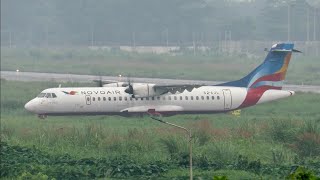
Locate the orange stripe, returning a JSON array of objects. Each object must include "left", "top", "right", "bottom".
[{"left": 275, "top": 52, "right": 292, "bottom": 74}]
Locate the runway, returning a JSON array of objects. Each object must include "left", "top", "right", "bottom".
[{"left": 1, "top": 71, "right": 320, "bottom": 93}]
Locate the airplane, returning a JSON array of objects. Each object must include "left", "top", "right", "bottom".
[{"left": 25, "top": 43, "right": 300, "bottom": 119}]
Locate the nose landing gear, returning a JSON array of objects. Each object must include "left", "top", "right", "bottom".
[{"left": 37, "top": 114, "right": 47, "bottom": 119}]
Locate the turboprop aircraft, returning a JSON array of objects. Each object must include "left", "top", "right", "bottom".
[{"left": 25, "top": 43, "right": 300, "bottom": 119}]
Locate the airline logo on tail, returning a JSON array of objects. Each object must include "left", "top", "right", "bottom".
[
  {"left": 217, "top": 43, "right": 299, "bottom": 108},
  {"left": 248, "top": 43, "right": 293, "bottom": 90}
]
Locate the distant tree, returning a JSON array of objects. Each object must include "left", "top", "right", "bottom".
[{"left": 1, "top": 0, "right": 318, "bottom": 46}]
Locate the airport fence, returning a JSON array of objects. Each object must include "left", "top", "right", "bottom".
[{"left": 89, "top": 40, "right": 320, "bottom": 56}]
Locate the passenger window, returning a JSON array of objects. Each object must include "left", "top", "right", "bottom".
[
  {"left": 130, "top": 97, "right": 133, "bottom": 101},
  {"left": 87, "top": 97, "right": 90, "bottom": 101},
  {"left": 168, "top": 96, "right": 171, "bottom": 100},
  {"left": 45, "top": 93, "right": 52, "bottom": 98},
  {"left": 146, "top": 97, "right": 149, "bottom": 100},
  {"left": 93, "top": 97, "right": 95, "bottom": 101},
  {"left": 124, "top": 97, "right": 127, "bottom": 101},
  {"left": 212, "top": 96, "right": 215, "bottom": 100},
  {"left": 162, "top": 97, "right": 166, "bottom": 100},
  {"left": 141, "top": 98, "right": 144, "bottom": 101},
  {"left": 191, "top": 96, "right": 194, "bottom": 100},
  {"left": 108, "top": 97, "right": 111, "bottom": 101},
  {"left": 201, "top": 96, "right": 204, "bottom": 100},
  {"left": 196, "top": 96, "right": 199, "bottom": 100},
  {"left": 157, "top": 97, "right": 160, "bottom": 100},
  {"left": 185, "top": 96, "right": 188, "bottom": 100},
  {"left": 135, "top": 98, "right": 138, "bottom": 101},
  {"left": 217, "top": 96, "right": 220, "bottom": 100},
  {"left": 119, "top": 97, "right": 122, "bottom": 101},
  {"left": 98, "top": 97, "right": 101, "bottom": 101},
  {"left": 206, "top": 96, "right": 209, "bottom": 100},
  {"left": 152, "top": 97, "right": 155, "bottom": 100},
  {"left": 103, "top": 97, "right": 106, "bottom": 101},
  {"left": 174, "top": 96, "right": 177, "bottom": 100},
  {"left": 180, "top": 96, "right": 182, "bottom": 100},
  {"left": 114, "top": 97, "right": 116, "bottom": 101}
]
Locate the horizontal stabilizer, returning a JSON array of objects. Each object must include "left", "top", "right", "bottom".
[{"left": 293, "top": 49, "right": 302, "bottom": 53}]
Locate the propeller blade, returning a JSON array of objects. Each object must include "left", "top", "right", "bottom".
[
  {"left": 93, "top": 74, "right": 103, "bottom": 87},
  {"left": 124, "top": 75, "right": 134, "bottom": 94},
  {"left": 98, "top": 76, "right": 103, "bottom": 87}
]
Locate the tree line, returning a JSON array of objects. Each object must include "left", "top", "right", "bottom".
[{"left": 1, "top": 0, "right": 319, "bottom": 47}]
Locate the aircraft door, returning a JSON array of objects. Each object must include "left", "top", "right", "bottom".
[
  {"left": 222, "top": 89, "right": 232, "bottom": 110},
  {"left": 85, "top": 95, "right": 91, "bottom": 105}
]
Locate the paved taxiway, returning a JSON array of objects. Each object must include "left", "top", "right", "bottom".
[{"left": 1, "top": 71, "right": 320, "bottom": 93}]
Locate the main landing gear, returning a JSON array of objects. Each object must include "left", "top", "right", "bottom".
[{"left": 147, "top": 109, "right": 163, "bottom": 121}]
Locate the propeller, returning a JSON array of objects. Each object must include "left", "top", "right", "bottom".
[
  {"left": 98, "top": 75, "right": 103, "bottom": 87},
  {"left": 124, "top": 76, "right": 135, "bottom": 97},
  {"left": 93, "top": 73, "right": 104, "bottom": 87}
]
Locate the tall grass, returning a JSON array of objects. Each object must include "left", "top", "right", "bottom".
[
  {"left": 1, "top": 81, "right": 320, "bottom": 178},
  {"left": 268, "top": 118, "right": 299, "bottom": 143},
  {"left": 294, "top": 120, "right": 320, "bottom": 157}
]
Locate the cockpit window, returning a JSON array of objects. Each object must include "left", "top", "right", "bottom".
[
  {"left": 37, "top": 93, "right": 57, "bottom": 98},
  {"left": 37, "top": 93, "right": 46, "bottom": 98}
]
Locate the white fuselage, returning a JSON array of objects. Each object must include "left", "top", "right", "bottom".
[{"left": 24, "top": 86, "right": 294, "bottom": 116}]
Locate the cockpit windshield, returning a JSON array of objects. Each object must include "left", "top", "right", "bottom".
[
  {"left": 37, "top": 93, "right": 46, "bottom": 98},
  {"left": 37, "top": 93, "right": 57, "bottom": 98}
]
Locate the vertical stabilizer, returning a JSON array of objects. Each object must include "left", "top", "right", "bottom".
[{"left": 218, "top": 43, "right": 295, "bottom": 90}]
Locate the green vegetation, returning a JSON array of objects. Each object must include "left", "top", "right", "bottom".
[
  {"left": 2, "top": 0, "right": 319, "bottom": 45},
  {"left": 1, "top": 80, "right": 320, "bottom": 179},
  {"left": 1, "top": 48, "right": 320, "bottom": 85}
]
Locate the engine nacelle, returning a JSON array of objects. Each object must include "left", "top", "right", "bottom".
[{"left": 131, "top": 84, "right": 167, "bottom": 97}]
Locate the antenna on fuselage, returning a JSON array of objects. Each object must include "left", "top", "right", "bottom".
[{"left": 58, "top": 84, "right": 61, "bottom": 88}]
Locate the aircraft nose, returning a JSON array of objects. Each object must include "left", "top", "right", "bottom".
[{"left": 24, "top": 100, "right": 35, "bottom": 112}]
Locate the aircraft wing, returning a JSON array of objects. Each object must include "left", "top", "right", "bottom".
[
  {"left": 93, "top": 79, "right": 120, "bottom": 84},
  {"left": 93, "top": 79, "right": 204, "bottom": 94},
  {"left": 153, "top": 84, "right": 203, "bottom": 94}
]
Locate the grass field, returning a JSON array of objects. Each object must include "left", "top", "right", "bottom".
[
  {"left": 1, "top": 80, "right": 320, "bottom": 179},
  {"left": 1, "top": 47, "right": 320, "bottom": 85}
]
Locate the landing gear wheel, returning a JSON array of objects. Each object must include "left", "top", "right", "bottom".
[{"left": 37, "top": 114, "right": 47, "bottom": 119}]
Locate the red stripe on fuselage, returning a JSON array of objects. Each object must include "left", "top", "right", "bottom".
[{"left": 239, "top": 86, "right": 281, "bottom": 108}]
